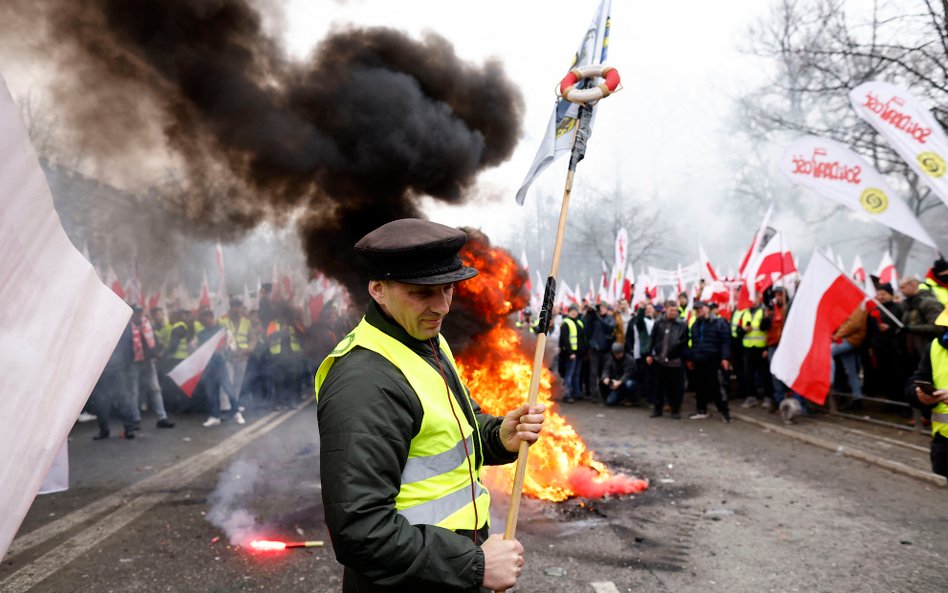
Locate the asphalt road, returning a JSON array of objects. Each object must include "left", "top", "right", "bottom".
[{"left": 2, "top": 395, "right": 945, "bottom": 593}]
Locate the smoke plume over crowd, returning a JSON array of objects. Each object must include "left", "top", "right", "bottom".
[{"left": 1, "top": 0, "right": 524, "bottom": 295}]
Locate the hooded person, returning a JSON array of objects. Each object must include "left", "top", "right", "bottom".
[{"left": 314, "top": 218, "right": 546, "bottom": 593}]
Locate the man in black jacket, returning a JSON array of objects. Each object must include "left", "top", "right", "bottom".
[
  {"left": 316, "top": 219, "right": 546, "bottom": 593},
  {"left": 647, "top": 300, "right": 688, "bottom": 419},
  {"left": 585, "top": 302, "right": 616, "bottom": 402},
  {"left": 685, "top": 302, "right": 732, "bottom": 422},
  {"left": 600, "top": 342, "right": 637, "bottom": 406}
]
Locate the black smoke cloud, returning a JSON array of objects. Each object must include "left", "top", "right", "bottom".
[{"left": 5, "top": 0, "right": 523, "bottom": 296}]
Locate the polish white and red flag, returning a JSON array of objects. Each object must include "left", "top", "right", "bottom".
[
  {"left": 698, "top": 244, "right": 719, "bottom": 281},
  {"left": 622, "top": 263, "right": 634, "bottom": 302},
  {"left": 167, "top": 329, "right": 226, "bottom": 397},
  {"left": 520, "top": 249, "right": 532, "bottom": 293},
  {"left": 738, "top": 204, "right": 774, "bottom": 278},
  {"left": 851, "top": 255, "right": 866, "bottom": 283},
  {"left": 213, "top": 242, "right": 228, "bottom": 317},
  {"left": 198, "top": 270, "right": 211, "bottom": 310},
  {"left": 106, "top": 265, "right": 126, "bottom": 300},
  {"left": 126, "top": 258, "right": 144, "bottom": 307},
  {"left": 770, "top": 251, "right": 866, "bottom": 405},
  {"left": 614, "top": 227, "right": 628, "bottom": 271},
  {"left": 876, "top": 251, "right": 898, "bottom": 286}
]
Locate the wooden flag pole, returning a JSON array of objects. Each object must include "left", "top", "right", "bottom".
[{"left": 501, "top": 103, "right": 592, "bottom": 554}]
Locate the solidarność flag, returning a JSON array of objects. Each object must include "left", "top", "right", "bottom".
[
  {"left": 515, "top": 0, "right": 612, "bottom": 204},
  {"left": 779, "top": 135, "right": 937, "bottom": 248},
  {"left": 167, "top": 329, "right": 226, "bottom": 397},
  {"left": 770, "top": 251, "right": 866, "bottom": 405},
  {"left": 850, "top": 81, "right": 948, "bottom": 212}
]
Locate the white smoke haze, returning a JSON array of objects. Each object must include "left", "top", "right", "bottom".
[
  {"left": 206, "top": 429, "right": 322, "bottom": 545},
  {"left": 206, "top": 459, "right": 265, "bottom": 545}
]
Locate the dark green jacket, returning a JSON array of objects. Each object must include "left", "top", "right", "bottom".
[{"left": 317, "top": 301, "right": 517, "bottom": 593}]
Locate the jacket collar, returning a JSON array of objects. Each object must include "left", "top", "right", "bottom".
[{"left": 364, "top": 299, "right": 441, "bottom": 356}]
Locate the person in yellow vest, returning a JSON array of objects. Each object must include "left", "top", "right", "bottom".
[
  {"left": 919, "top": 257, "right": 948, "bottom": 306},
  {"left": 161, "top": 309, "right": 194, "bottom": 414},
  {"left": 266, "top": 304, "right": 304, "bottom": 410},
  {"left": 559, "top": 303, "right": 586, "bottom": 403},
  {"left": 315, "top": 219, "right": 546, "bottom": 593},
  {"left": 907, "top": 309, "right": 948, "bottom": 477},
  {"left": 738, "top": 293, "right": 774, "bottom": 409},
  {"left": 221, "top": 297, "right": 254, "bottom": 423}
]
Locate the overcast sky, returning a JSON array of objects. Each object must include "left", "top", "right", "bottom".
[{"left": 281, "top": 0, "right": 774, "bottom": 255}]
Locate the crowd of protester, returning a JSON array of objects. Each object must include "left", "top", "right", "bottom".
[
  {"left": 528, "top": 258, "right": 948, "bottom": 432},
  {"left": 81, "top": 282, "right": 353, "bottom": 440}
]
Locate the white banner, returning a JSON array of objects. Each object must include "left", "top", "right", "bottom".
[
  {"left": 850, "top": 81, "right": 948, "bottom": 212},
  {"left": 779, "top": 135, "right": 937, "bottom": 247},
  {"left": 647, "top": 262, "right": 700, "bottom": 286},
  {"left": 0, "top": 73, "right": 131, "bottom": 560}
]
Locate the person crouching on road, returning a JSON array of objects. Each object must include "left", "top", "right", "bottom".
[
  {"left": 315, "top": 219, "right": 546, "bottom": 593},
  {"left": 600, "top": 342, "right": 637, "bottom": 406}
]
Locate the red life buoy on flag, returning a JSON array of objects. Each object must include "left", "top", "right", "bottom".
[{"left": 557, "top": 64, "right": 620, "bottom": 104}]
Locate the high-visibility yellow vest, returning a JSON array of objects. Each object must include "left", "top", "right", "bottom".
[
  {"left": 154, "top": 321, "right": 172, "bottom": 349},
  {"left": 315, "top": 318, "right": 489, "bottom": 532},
  {"left": 731, "top": 309, "right": 745, "bottom": 339},
  {"left": 687, "top": 315, "right": 697, "bottom": 348},
  {"left": 929, "top": 339, "right": 948, "bottom": 440},
  {"left": 562, "top": 317, "right": 584, "bottom": 350},
  {"left": 170, "top": 321, "right": 190, "bottom": 360},
  {"left": 739, "top": 308, "right": 766, "bottom": 349},
  {"left": 922, "top": 278, "right": 948, "bottom": 306},
  {"left": 268, "top": 321, "right": 301, "bottom": 355},
  {"left": 222, "top": 316, "right": 252, "bottom": 350}
]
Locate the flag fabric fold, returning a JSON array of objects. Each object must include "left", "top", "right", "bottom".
[
  {"left": 770, "top": 251, "right": 866, "bottom": 405},
  {"left": 515, "top": 0, "right": 612, "bottom": 204},
  {"left": 0, "top": 74, "right": 131, "bottom": 561}
]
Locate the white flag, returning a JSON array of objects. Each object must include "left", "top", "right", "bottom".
[
  {"left": 0, "top": 74, "right": 131, "bottom": 560},
  {"left": 515, "top": 0, "right": 612, "bottom": 204},
  {"left": 780, "top": 135, "right": 937, "bottom": 247},
  {"left": 850, "top": 81, "right": 948, "bottom": 211}
]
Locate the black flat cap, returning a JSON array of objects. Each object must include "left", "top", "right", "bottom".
[{"left": 355, "top": 219, "right": 478, "bottom": 285}]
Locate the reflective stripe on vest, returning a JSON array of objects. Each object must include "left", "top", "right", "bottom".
[
  {"left": 315, "top": 318, "right": 489, "bottom": 531},
  {"left": 929, "top": 339, "right": 948, "bottom": 439},
  {"left": 171, "top": 321, "right": 190, "bottom": 359},
  {"left": 563, "top": 317, "right": 583, "bottom": 350},
  {"left": 740, "top": 308, "right": 766, "bottom": 348},
  {"left": 223, "top": 316, "right": 252, "bottom": 350},
  {"left": 922, "top": 278, "right": 948, "bottom": 306},
  {"left": 268, "top": 321, "right": 301, "bottom": 355}
]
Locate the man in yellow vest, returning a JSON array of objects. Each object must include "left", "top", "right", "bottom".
[
  {"left": 559, "top": 303, "right": 586, "bottom": 403},
  {"left": 920, "top": 257, "right": 948, "bottom": 306},
  {"left": 316, "top": 219, "right": 546, "bottom": 593},
  {"left": 907, "top": 309, "right": 948, "bottom": 477},
  {"left": 221, "top": 297, "right": 254, "bottom": 423},
  {"left": 738, "top": 293, "right": 773, "bottom": 409}
]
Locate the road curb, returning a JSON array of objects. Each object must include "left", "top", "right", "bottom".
[{"left": 733, "top": 413, "right": 947, "bottom": 488}]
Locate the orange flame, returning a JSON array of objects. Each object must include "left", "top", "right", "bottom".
[{"left": 454, "top": 232, "right": 648, "bottom": 502}]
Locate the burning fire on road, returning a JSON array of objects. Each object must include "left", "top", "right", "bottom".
[{"left": 450, "top": 231, "right": 648, "bottom": 502}]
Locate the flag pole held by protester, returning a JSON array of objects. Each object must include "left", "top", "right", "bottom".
[{"left": 503, "top": 0, "right": 619, "bottom": 564}]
